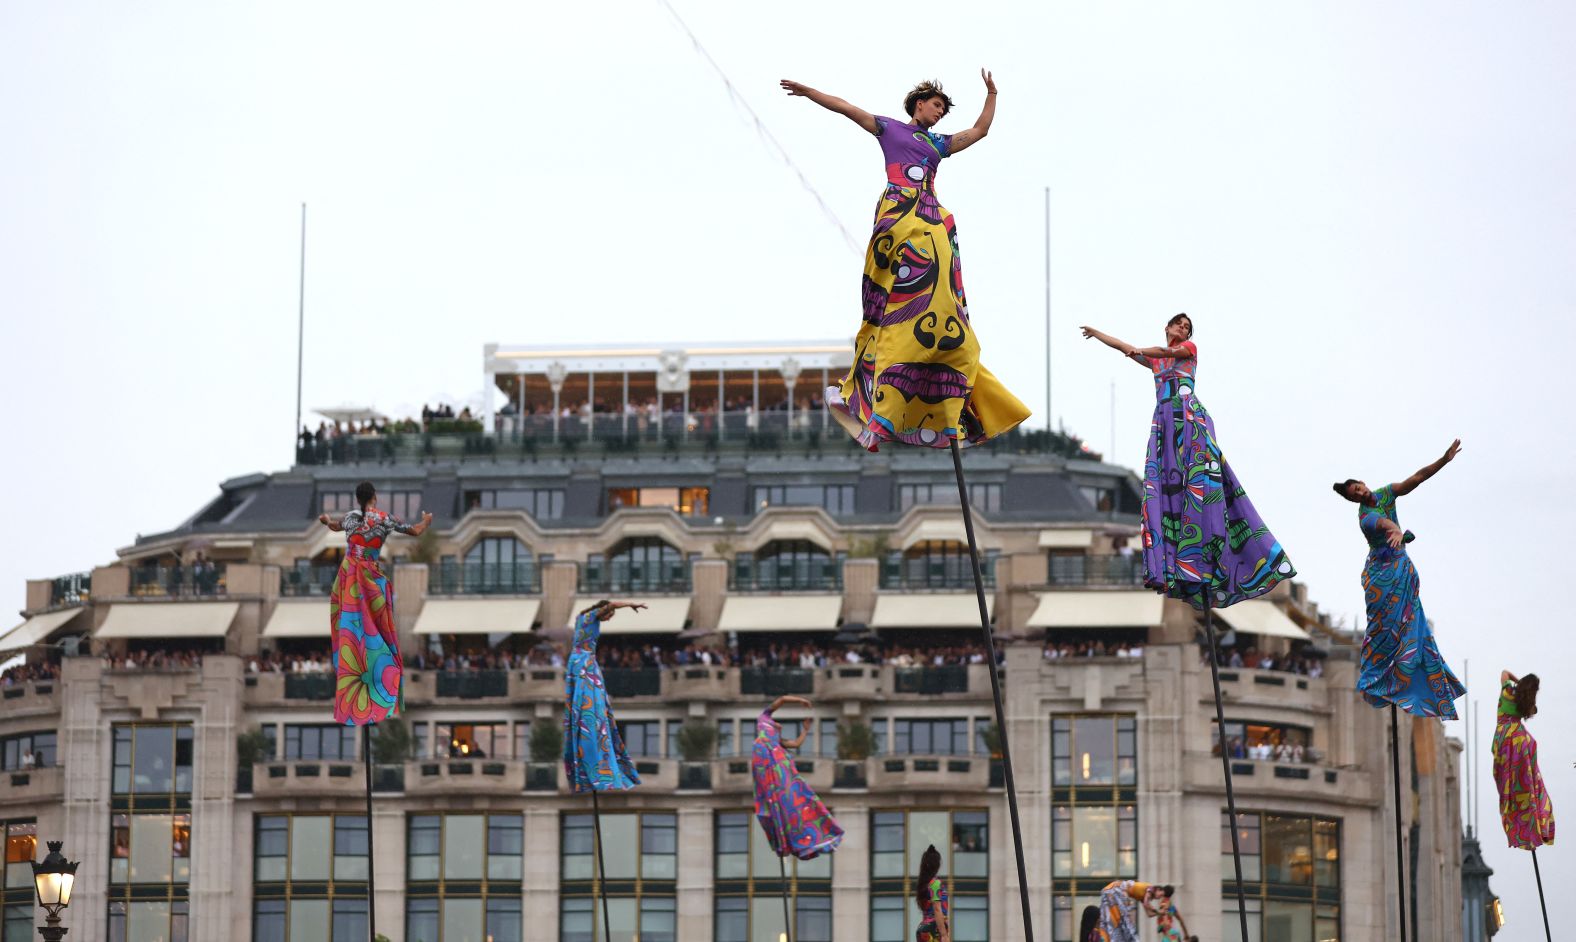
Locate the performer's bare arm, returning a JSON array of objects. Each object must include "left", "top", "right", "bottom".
[
  {"left": 768, "top": 694, "right": 813, "bottom": 713},
  {"left": 1080, "top": 326, "right": 1155, "bottom": 368},
  {"left": 316, "top": 514, "right": 344, "bottom": 531},
  {"left": 780, "top": 80, "right": 880, "bottom": 135},
  {"left": 783, "top": 724, "right": 809, "bottom": 750},
  {"left": 1372, "top": 515, "right": 1406, "bottom": 550},
  {"left": 1392, "top": 439, "right": 1462, "bottom": 496},
  {"left": 948, "top": 69, "right": 997, "bottom": 155},
  {"left": 404, "top": 512, "right": 435, "bottom": 537},
  {"left": 1501, "top": 670, "right": 1517, "bottom": 686}
]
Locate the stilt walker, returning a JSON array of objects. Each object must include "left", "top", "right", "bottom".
[
  {"left": 317, "top": 481, "right": 433, "bottom": 941},
  {"left": 784, "top": 68, "right": 1035, "bottom": 938},
  {"left": 752, "top": 696, "right": 843, "bottom": 942},
  {"left": 1081, "top": 315, "right": 1296, "bottom": 934},
  {"left": 1491, "top": 670, "right": 1555, "bottom": 942},
  {"left": 1334, "top": 441, "right": 1466, "bottom": 940},
  {"left": 563, "top": 600, "right": 647, "bottom": 941}
]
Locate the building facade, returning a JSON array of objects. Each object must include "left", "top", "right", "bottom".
[{"left": 0, "top": 343, "right": 1466, "bottom": 942}]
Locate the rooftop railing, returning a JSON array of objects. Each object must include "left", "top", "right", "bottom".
[
  {"left": 130, "top": 564, "right": 227, "bottom": 598},
  {"left": 280, "top": 564, "right": 339, "bottom": 597},
  {"left": 49, "top": 572, "right": 91, "bottom": 607}
]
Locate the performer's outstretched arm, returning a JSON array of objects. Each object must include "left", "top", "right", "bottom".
[
  {"left": 316, "top": 514, "right": 344, "bottom": 532},
  {"left": 948, "top": 69, "right": 998, "bottom": 155},
  {"left": 1080, "top": 326, "right": 1152, "bottom": 368},
  {"left": 779, "top": 80, "right": 879, "bottom": 134},
  {"left": 1393, "top": 439, "right": 1462, "bottom": 496}
]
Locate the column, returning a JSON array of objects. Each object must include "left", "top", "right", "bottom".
[
  {"left": 547, "top": 362, "right": 567, "bottom": 444},
  {"left": 676, "top": 806, "right": 713, "bottom": 940}
]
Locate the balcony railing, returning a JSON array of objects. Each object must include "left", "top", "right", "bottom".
[
  {"left": 130, "top": 565, "right": 227, "bottom": 598},
  {"left": 879, "top": 554, "right": 997, "bottom": 590},
  {"left": 730, "top": 560, "right": 843, "bottom": 592},
  {"left": 434, "top": 670, "right": 509, "bottom": 699},
  {"left": 284, "top": 672, "right": 335, "bottom": 701},
  {"left": 739, "top": 667, "right": 814, "bottom": 697},
  {"left": 280, "top": 565, "right": 339, "bottom": 597},
  {"left": 50, "top": 572, "right": 91, "bottom": 607},
  {"left": 579, "top": 562, "right": 692, "bottom": 594},
  {"left": 603, "top": 668, "right": 661, "bottom": 698},
  {"left": 892, "top": 665, "right": 970, "bottom": 695},
  {"left": 1047, "top": 554, "right": 1145, "bottom": 586},
  {"left": 431, "top": 561, "right": 541, "bottom": 595}
]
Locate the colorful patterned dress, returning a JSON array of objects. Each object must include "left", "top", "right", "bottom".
[
  {"left": 329, "top": 508, "right": 409, "bottom": 726},
  {"left": 1138, "top": 342, "right": 1293, "bottom": 609},
  {"left": 915, "top": 877, "right": 949, "bottom": 942},
  {"left": 826, "top": 114, "right": 1029, "bottom": 451},
  {"left": 563, "top": 610, "right": 640, "bottom": 792},
  {"left": 751, "top": 710, "right": 842, "bottom": 859},
  {"left": 1492, "top": 679, "right": 1555, "bottom": 849},
  {"left": 1093, "top": 880, "right": 1149, "bottom": 942},
  {"left": 1354, "top": 485, "right": 1465, "bottom": 718},
  {"left": 1154, "top": 903, "right": 1185, "bottom": 942}
]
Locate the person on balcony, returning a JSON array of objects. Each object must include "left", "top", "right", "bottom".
[
  {"left": 1081, "top": 315, "right": 1295, "bottom": 610},
  {"left": 1333, "top": 439, "right": 1466, "bottom": 717},
  {"left": 781, "top": 72, "right": 1030, "bottom": 451},
  {"left": 317, "top": 480, "right": 432, "bottom": 726},
  {"left": 1492, "top": 670, "right": 1555, "bottom": 850},
  {"left": 914, "top": 843, "right": 951, "bottom": 942},
  {"left": 564, "top": 600, "right": 647, "bottom": 792},
  {"left": 1091, "top": 880, "right": 1172, "bottom": 942},
  {"left": 753, "top": 695, "right": 843, "bottom": 860}
]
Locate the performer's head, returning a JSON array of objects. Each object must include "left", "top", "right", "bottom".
[
  {"left": 916, "top": 844, "right": 942, "bottom": 905},
  {"left": 355, "top": 481, "right": 377, "bottom": 511},
  {"left": 1077, "top": 905, "right": 1099, "bottom": 941},
  {"left": 1158, "top": 884, "right": 1176, "bottom": 901},
  {"left": 1165, "top": 313, "right": 1193, "bottom": 344},
  {"left": 1331, "top": 479, "right": 1374, "bottom": 504},
  {"left": 1514, "top": 673, "right": 1540, "bottom": 718},
  {"left": 581, "top": 599, "right": 614, "bottom": 620},
  {"left": 904, "top": 80, "right": 953, "bottom": 128}
]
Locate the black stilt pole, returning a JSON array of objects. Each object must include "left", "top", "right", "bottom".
[
  {"left": 1202, "top": 600, "right": 1249, "bottom": 942},
  {"left": 779, "top": 853, "right": 793, "bottom": 942},
  {"left": 363, "top": 729, "right": 377, "bottom": 942},
  {"left": 1532, "top": 848, "right": 1552, "bottom": 942},
  {"left": 1389, "top": 704, "right": 1409, "bottom": 942},
  {"left": 590, "top": 788, "right": 613, "bottom": 942},
  {"left": 950, "top": 439, "right": 1035, "bottom": 942}
]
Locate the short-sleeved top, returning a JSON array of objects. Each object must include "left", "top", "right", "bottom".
[
  {"left": 1358, "top": 485, "right": 1401, "bottom": 550},
  {"left": 916, "top": 878, "right": 949, "bottom": 941},
  {"left": 1498, "top": 681, "right": 1521, "bottom": 719},
  {"left": 338, "top": 507, "right": 414, "bottom": 550},
  {"left": 874, "top": 115, "right": 952, "bottom": 188},
  {"left": 1144, "top": 340, "right": 1198, "bottom": 392},
  {"left": 1125, "top": 881, "right": 1151, "bottom": 901}
]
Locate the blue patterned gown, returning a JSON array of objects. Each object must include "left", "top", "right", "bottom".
[
  {"left": 563, "top": 611, "right": 640, "bottom": 792},
  {"left": 1355, "top": 485, "right": 1465, "bottom": 718}
]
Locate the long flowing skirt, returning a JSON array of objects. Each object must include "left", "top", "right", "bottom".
[
  {"left": 328, "top": 556, "right": 402, "bottom": 726},
  {"left": 1356, "top": 546, "right": 1464, "bottom": 718},
  {"left": 752, "top": 740, "right": 842, "bottom": 860},
  {"left": 1493, "top": 717, "right": 1555, "bottom": 849},
  {"left": 1141, "top": 393, "right": 1294, "bottom": 609},
  {"left": 563, "top": 654, "right": 640, "bottom": 792},
  {"left": 1094, "top": 880, "right": 1141, "bottom": 942},
  {"left": 828, "top": 183, "right": 1029, "bottom": 451}
]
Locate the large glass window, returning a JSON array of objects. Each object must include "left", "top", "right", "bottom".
[
  {"left": 406, "top": 814, "right": 523, "bottom": 942},
  {"left": 881, "top": 541, "right": 998, "bottom": 589},
  {"left": 1051, "top": 715, "right": 1139, "bottom": 942},
  {"left": 897, "top": 482, "right": 1002, "bottom": 513},
  {"left": 3, "top": 820, "right": 37, "bottom": 940},
  {"left": 892, "top": 718, "right": 971, "bottom": 756},
  {"left": 432, "top": 722, "right": 510, "bottom": 759},
  {"left": 714, "top": 811, "right": 833, "bottom": 942},
  {"left": 605, "top": 487, "right": 709, "bottom": 517},
  {"left": 1221, "top": 813, "right": 1341, "bottom": 942},
  {"left": 433, "top": 536, "right": 539, "bottom": 593},
  {"left": 869, "top": 810, "right": 988, "bottom": 942},
  {"left": 464, "top": 488, "right": 565, "bottom": 520},
  {"left": 283, "top": 725, "right": 358, "bottom": 761},
  {"left": 109, "top": 724, "right": 193, "bottom": 941},
  {"left": 751, "top": 484, "right": 856, "bottom": 515},
  {"left": 0, "top": 732, "right": 56, "bottom": 771},
  {"left": 561, "top": 812, "right": 676, "bottom": 941},
  {"left": 107, "top": 901, "right": 189, "bottom": 942},
  {"left": 1211, "top": 720, "right": 1314, "bottom": 762},
  {"left": 732, "top": 540, "right": 843, "bottom": 590},
  {"left": 112, "top": 724, "right": 194, "bottom": 795},
  {"left": 253, "top": 814, "right": 369, "bottom": 940},
  {"left": 582, "top": 538, "right": 690, "bottom": 593}
]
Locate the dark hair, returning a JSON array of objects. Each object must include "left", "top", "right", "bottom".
[
  {"left": 916, "top": 844, "right": 942, "bottom": 908},
  {"left": 1159, "top": 884, "right": 1175, "bottom": 897},
  {"left": 354, "top": 481, "right": 377, "bottom": 510},
  {"left": 1332, "top": 479, "right": 1361, "bottom": 500},
  {"left": 579, "top": 599, "right": 611, "bottom": 618},
  {"left": 1166, "top": 313, "right": 1193, "bottom": 339},
  {"left": 1077, "top": 905, "right": 1100, "bottom": 942},
  {"left": 904, "top": 80, "right": 954, "bottom": 118},
  {"left": 1514, "top": 674, "right": 1540, "bottom": 718}
]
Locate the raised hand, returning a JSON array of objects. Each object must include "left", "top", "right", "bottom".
[
  {"left": 1441, "top": 439, "right": 1462, "bottom": 463},
  {"left": 780, "top": 79, "right": 813, "bottom": 97},
  {"left": 981, "top": 68, "right": 997, "bottom": 94},
  {"left": 420, "top": 511, "right": 434, "bottom": 525}
]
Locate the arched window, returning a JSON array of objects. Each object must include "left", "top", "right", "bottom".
[
  {"left": 440, "top": 536, "right": 535, "bottom": 593},
  {"left": 882, "top": 540, "right": 997, "bottom": 589},
  {"left": 582, "top": 537, "right": 689, "bottom": 593},
  {"left": 733, "top": 540, "right": 842, "bottom": 590}
]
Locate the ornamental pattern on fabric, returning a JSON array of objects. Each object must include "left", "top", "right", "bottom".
[
  {"left": 1092, "top": 880, "right": 1144, "bottom": 942},
  {"left": 1137, "top": 342, "right": 1294, "bottom": 610},
  {"left": 328, "top": 507, "right": 413, "bottom": 727},
  {"left": 827, "top": 115, "right": 1029, "bottom": 451},
  {"left": 915, "top": 877, "right": 949, "bottom": 942},
  {"left": 1492, "top": 682, "right": 1556, "bottom": 850},
  {"left": 562, "top": 611, "right": 640, "bottom": 792},
  {"left": 1354, "top": 485, "right": 1465, "bottom": 718},
  {"left": 751, "top": 710, "right": 842, "bottom": 860}
]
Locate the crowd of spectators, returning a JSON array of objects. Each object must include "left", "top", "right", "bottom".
[
  {"left": 1043, "top": 640, "right": 1145, "bottom": 660},
  {"left": 1202, "top": 645, "right": 1324, "bottom": 677},
  {"left": 109, "top": 649, "right": 206, "bottom": 671},
  {"left": 0, "top": 660, "right": 60, "bottom": 686},
  {"left": 1219, "top": 737, "right": 1309, "bottom": 763}
]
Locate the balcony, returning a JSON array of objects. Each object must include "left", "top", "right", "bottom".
[
  {"left": 407, "top": 759, "right": 525, "bottom": 797},
  {"left": 1182, "top": 750, "right": 1368, "bottom": 803},
  {"left": 602, "top": 668, "right": 662, "bottom": 699},
  {"left": 431, "top": 561, "right": 541, "bottom": 596},
  {"left": 130, "top": 565, "right": 228, "bottom": 598},
  {"left": 1047, "top": 554, "right": 1145, "bottom": 587},
  {"left": 879, "top": 555, "right": 997, "bottom": 591},
  {"left": 739, "top": 667, "right": 814, "bottom": 697},
  {"left": 280, "top": 565, "right": 339, "bottom": 597},
  {"left": 251, "top": 760, "right": 365, "bottom": 799},
  {"left": 50, "top": 572, "right": 91, "bottom": 607},
  {"left": 819, "top": 665, "right": 883, "bottom": 700},
  {"left": 891, "top": 665, "right": 972, "bottom": 695},
  {"left": 0, "top": 680, "right": 61, "bottom": 720},
  {"left": 666, "top": 666, "right": 733, "bottom": 700},
  {"left": 1209, "top": 667, "right": 1328, "bottom": 712},
  {"left": 869, "top": 755, "right": 989, "bottom": 792},
  {"left": 579, "top": 562, "right": 692, "bottom": 595},
  {"left": 0, "top": 765, "right": 65, "bottom": 806},
  {"left": 729, "top": 561, "right": 843, "bottom": 592}
]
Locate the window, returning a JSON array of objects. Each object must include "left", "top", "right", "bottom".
[
  {"left": 321, "top": 489, "right": 422, "bottom": 519},
  {"left": 1051, "top": 715, "right": 1138, "bottom": 941},
  {"left": 0, "top": 732, "right": 56, "bottom": 770},
  {"left": 1221, "top": 813, "right": 1341, "bottom": 941},
  {"left": 897, "top": 482, "right": 1002, "bottom": 513},
  {"left": 283, "top": 725, "right": 358, "bottom": 761},
  {"left": 433, "top": 723, "right": 510, "bottom": 759},
  {"left": 108, "top": 901, "right": 188, "bottom": 942},
  {"left": 464, "top": 488, "right": 565, "bottom": 520},
  {"left": 1212, "top": 720, "right": 1313, "bottom": 762},
  {"left": 733, "top": 540, "right": 843, "bottom": 591},
  {"left": 605, "top": 486, "right": 709, "bottom": 516},
  {"left": 881, "top": 541, "right": 998, "bottom": 589},
  {"left": 406, "top": 815, "right": 523, "bottom": 941},
  {"left": 437, "top": 536, "right": 538, "bottom": 593},
  {"left": 1052, "top": 716, "right": 1137, "bottom": 787},
  {"left": 1078, "top": 484, "right": 1116, "bottom": 514},
  {"left": 717, "top": 719, "right": 735, "bottom": 758},
  {"left": 3, "top": 820, "right": 38, "bottom": 938},
  {"left": 618, "top": 721, "right": 661, "bottom": 758},
  {"left": 714, "top": 812, "right": 832, "bottom": 942},
  {"left": 253, "top": 814, "right": 371, "bottom": 940},
  {"left": 582, "top": 537, "right": 689, "bottom": 592},
  {"left": 752, "top": 484, "right": 856, "bottom": 515},
  {"left": 869, "top": 810, "right": 988, "bottom": 941},
  {"left": 893, "top": 718, "right": 971, "bottom": 756},
  {"left": 562, "top": 812, "right": 677, "bottom": 941},
  {"left": 111, "top": 724, "right": 194, "bottom": 795}
]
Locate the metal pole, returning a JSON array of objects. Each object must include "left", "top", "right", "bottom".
[
  {"left": 1044, "top": 186, "right": 1051, "bottom": 431},
  {"left": 1390, "top": 704, "right": 1409, "bottom": 942},
  {"left": 590, "top": 789, "right": 613, "bottom": 942},
  {"left": 1532, "top": 848, "right": 1552, "bottom": 942},
  {"left": 295, "top": 203, "right": 307, "bottom": 458},
  {"left": 778, "top": 852, "right": 793, "bottom": 942},
  {"left": 948, "top": 439, "right": 1035, "bottom": 942},
  {"left": 1203, "top": 601, "right": 1250, "bottom": 941},
  {"left": 363, "top": 729, "right": 377, "bottom": 942}
]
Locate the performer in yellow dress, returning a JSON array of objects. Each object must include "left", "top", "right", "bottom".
[{"left": 782, "top": 71, "right": 1030, "bottom": 450}]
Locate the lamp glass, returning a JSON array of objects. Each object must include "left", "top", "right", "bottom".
[{"left": 34, "top": 870, "right": 63, "bottom": 907}]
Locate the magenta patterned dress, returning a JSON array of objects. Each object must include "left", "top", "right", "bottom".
[
  {"left": 1492, "top": 680, "right": 1555, "bottom": 849},
  {"left": 751, "top": 710, "right": 842, "bottom": 859}
]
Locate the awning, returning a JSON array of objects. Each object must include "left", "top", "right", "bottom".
[
  {"left": 1215, "top": 599, "right": 1309, "bottom": 641},
  {"left": 261, "top": 602, "right": 331, "bottom": 639},
  {"left": 566, "top": 598, "right": 690, "bottom": 634},
  {"left": 1027, "top": 591, "right": 1163, "bottom": 628},
  {"left": 97, "top": 602, "right": 239, "bottom": 639},
  {"left": 718, "top": 596, "right": 842, "bottom": 633},
  {"left": 415, "top": 598, "right": 541, "bottom": 635},
  {"left": 0, "top": 608, "right": 85, "bottom": 654},
  {"left": 1038, "top": 529, "right": 1094, "bottom": 549},
  {"left": 899, "top": 519, "right": 968, "bottom": 549},
  {"left": 870, "top": 593, "right": 993, "bottom": 629}
]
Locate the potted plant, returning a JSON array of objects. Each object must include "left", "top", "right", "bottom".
[
  {"left": 527, "top": 719, "right": 563, "bottom": 791},
  {"left": 980, "top": 721, "right": 1005, "bottom": 787},
  {"left": 235, "top": 727, "right": 271, "bottom": 793},
  {"left": 834, "top": 720, "right": 874, "bottom": 789},
  {"left": 676, "top": 720, "right": 717, "bottom": 790}
]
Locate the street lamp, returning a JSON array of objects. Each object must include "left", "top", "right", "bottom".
[{"left": 30, "top": 841, "right": 78, "bottom": 942}]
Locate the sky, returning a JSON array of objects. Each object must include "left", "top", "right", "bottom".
[{"left": 2, "top": 0, "right": 1573, "bottom": 931}]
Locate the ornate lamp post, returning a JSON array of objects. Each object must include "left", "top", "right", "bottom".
[{"left": 30, "top": 841, "right": 78, "bottom": 942}]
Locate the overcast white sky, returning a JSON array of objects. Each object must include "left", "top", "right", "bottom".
[{"left": 2, "top": 0, "right": 1572, "bottom": 930}]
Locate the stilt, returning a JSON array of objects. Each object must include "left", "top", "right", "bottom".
[
  {"left": 1532, "top": 848, "right": 1552, "bottom": 942},
  {"left": 1202, "top": 600, "right": 1249, "bottom": 942},
  {"left": 1389, "top": 704, "right": 1409, "bottom": 942},
  {"left": 779, "top": 852, "right": 793, "bottom": 942},
  {"left": 949, "top": 439, "right": 1036, "bottom": 942},
  {"left": 363, "top": 729, "right": 378, "bottom": 942},
  {"left": 590, "top": 788, "right": 614, "bottom": 942}
]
